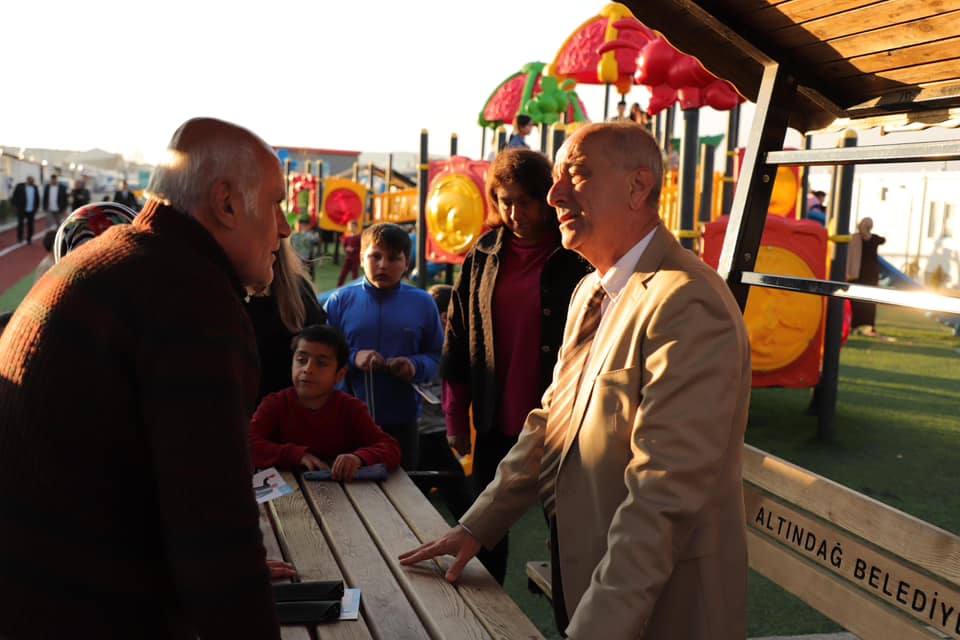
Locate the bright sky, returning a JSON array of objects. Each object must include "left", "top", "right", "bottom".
[{"left": 2, "top": 0, "right": 744, "bottom": 167}]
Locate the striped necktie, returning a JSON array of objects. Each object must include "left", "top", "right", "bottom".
[{"left": 539, "top": 281, "right": 607, "bottom": 519}]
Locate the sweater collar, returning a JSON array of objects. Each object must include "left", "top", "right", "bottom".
[
  {"left": 134, "top": 199, "right": 247, "bottom": 300},
  {"left": 475, "top": 227, "right": 506, "bottom": 255},
  {"left": 361, "top": 276, "right": 403, "bottom": 299}
]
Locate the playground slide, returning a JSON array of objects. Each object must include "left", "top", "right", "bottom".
[
  {"left": 878, "top": 256, "right": 959, "bottom": 335},
  {"left": 877, "top": 256, "right": 922, "bottom": 290}
]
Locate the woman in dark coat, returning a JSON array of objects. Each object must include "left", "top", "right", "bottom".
[
  {"left": 440, "top": 148, "right": 592, "bottom": 584},
  {"left": 847, "top": 217, "right": 886, "bottom": 336}
]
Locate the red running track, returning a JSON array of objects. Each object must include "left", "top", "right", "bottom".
[{"left": 0, "top": 219, "right": 53, "bottom": 297}]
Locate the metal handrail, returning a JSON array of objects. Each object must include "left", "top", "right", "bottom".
[
  {"left": 765, "top": 140, "right": 960, "bottom": 166},
  {"left": 740, "top": 272, "right": 960, "bottom": 315}
]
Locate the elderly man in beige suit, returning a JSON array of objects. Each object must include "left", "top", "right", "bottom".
[{"left": 400, "top": 122, "right": 751, "bottom": 639}]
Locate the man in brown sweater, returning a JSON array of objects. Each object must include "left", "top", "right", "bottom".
[{"left": 0, "top": 118, "right": 291, "bottom": 639}]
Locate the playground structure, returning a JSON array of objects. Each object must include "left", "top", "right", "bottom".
[{"left": 291, "top": 132, "right": 831, "bottom": 479}]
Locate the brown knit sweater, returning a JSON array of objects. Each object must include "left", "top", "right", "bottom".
[{"left": 0, "top": 201, "right": 280, "bottom": 639}]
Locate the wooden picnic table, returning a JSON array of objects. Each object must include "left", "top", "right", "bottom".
[{"left": 259, "top": 469, "right": 544, "bottom": 640}]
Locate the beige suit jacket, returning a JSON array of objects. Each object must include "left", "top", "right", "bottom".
[{"left": 461, "top": 227, "right": 751, "bottom": 639}]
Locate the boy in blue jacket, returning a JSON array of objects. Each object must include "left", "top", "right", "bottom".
[{"left": 324, "top": 223, "right": 443, "bottom": 469}]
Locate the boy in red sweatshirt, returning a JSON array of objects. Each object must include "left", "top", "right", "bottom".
[{"left": 249, "top": 324, "right": 401, "bottom": 480}]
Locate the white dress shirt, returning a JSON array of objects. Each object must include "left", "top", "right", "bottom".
[{"left": 585, "top": 226, "right": 658, "bottom": 367}]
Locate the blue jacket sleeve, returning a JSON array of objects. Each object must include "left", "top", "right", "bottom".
[
  {"left": 324, "top": 291, "right": 361, "bottom": 371},
  {"left": 408, "top": 296, "right": 443, "bottom": 384}
]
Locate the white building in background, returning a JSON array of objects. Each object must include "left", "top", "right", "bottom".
[
  {"left": 802, "top": 126, "right": 960, "bottom": 289},
  {"left": 0, "top": 153, "right": 42, "bottom": 201},
  {"left": 0, "top": 146, "right": 154, "bottom": 198},
  {"left": 849, "top": 167, "right": 958, "bottom": 286}
]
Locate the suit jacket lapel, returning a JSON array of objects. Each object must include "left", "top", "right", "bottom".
[{"left": 559, "top": 226, "right": 677, "bottom": 464}]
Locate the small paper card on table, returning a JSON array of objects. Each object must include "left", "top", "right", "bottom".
[
  {"left": 253, "top": 467, "right": 294, "bottom": 504},
  {"left": 339, "top": 589, "right": 361, "bottom": 621}
]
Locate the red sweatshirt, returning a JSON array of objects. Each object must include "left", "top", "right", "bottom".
[{"left": 249, "top": 388, "right": 401, "bottom": 470}]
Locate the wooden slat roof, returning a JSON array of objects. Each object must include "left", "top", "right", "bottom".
[{"left": 623, "top": 0, "right": 960, "bottom": 132}]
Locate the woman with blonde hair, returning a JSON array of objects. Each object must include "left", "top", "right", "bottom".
[{"left": 246, "top": 239, "right": 326, "bottom": 403}]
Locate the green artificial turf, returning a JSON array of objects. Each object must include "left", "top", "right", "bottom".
[{"left": 0, "top": 273, "right": 35, "bottom": 313}]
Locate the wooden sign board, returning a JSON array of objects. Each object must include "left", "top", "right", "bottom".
[{"left": 743, "top": 445, "right": 960, "bottom": 640}]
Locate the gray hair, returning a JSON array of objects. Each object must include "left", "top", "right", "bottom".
[{"left": 146, "top": 118, "right": 272, "bottom": 216}]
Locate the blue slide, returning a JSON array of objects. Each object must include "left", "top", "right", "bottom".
[
  {"left": 878, "top": 256, "right": 923, "bottom": 290},
  {"left": 878, "top": 256, "right": 960, "bottom": 335}
]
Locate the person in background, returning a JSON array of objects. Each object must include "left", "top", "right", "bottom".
[
  {"left": 806, "top": 203, "right": 827, "bottom": 226},
  {"left": 0, "top": 117, "right": 290, "bottom": 639},
  {"left": 507, "top": 114, "right": 534, "bottom": 149},
  {"left": 246, "top": 238, "right": 326, "bottom": 404},
  {"left": 337, "top": 220, "right": 362, "bottom": 287},
  {"left": 630, "top": 102, "right": 652, "bottom": 128},
  {"left": 324, "top": 223, "right": 444, "bottom": 470},
  {"left": 42, "top": 174, "right": 68, "bottom": 228},
  {"left": 33, "top": 230, "right": 57, "bottom": 282},
  {"left": 608, "top": 99, "right": 630, "bottom": 122},
  {"left": 249, "top": 324, "right": 401, "bottom": 478},
  {"left": 11, "top": 175, "right": 40, "bottom": 244},
  {"left": 113, "top": 180, "right": 141, "bottom": 211},
  {"left": 439, "top": 148, "right": 591, "bottom": 584},
  {"left": 402, "top": 123, "right": 751, "bottom": 640},
  {"left": 70, "top": 179, "right": 91, "bottom": 211},
  {"left": 847, "top": 216, "right": 886, "bottom": 337},
  {"left": 807, "top": 189, "right": 826, "bottom": 212},
  {"left": 412, "top": 284, "right": 473, "bottom": 520}
]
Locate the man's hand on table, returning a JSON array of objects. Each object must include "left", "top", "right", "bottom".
[
  {"left": 267, "top": 560, "right": 297, "bottom": 579},
  {"left": 300, "top": 453, "right": 329, "bottom": 471},
  {"left": 331, "top": 454, "right": 362, "bottom": 481},
  {"left": 398, "top": 525, "right": 482, "bottom": 582}
]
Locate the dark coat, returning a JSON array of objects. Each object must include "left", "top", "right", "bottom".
[
  {"left": 11, "top": 181, "right": 40, "bottom": 213},
  {"left": 42, "top": 182, "right": 68, "bottom": 212},
  {"left": 114, "top": 189, "right": 141, "bottom": 210},
  {"left": 441, "top": 227, "right": 592, "bottom": 437},
  {"left": 0, "top": 201, "right": 280, "bottom": 639},
  {"left": 70, "top": 186, "right": 91, "bottom": 210}
]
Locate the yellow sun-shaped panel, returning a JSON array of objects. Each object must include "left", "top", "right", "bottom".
[
  {"left": 744, "top": 246, "right": 823, "bottom": 372},
  {"left": 426, "top": 174, "right": 486, "bottom": 255}
]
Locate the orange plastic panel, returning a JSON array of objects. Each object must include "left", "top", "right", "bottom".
[{"left": 702, "top": 215, "right": 828, "bottom": 388}]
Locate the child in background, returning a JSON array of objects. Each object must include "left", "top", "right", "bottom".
[
  {"left": 413, "top": 284, "right": 472, "bottom": 519},
  {"left": 337, "top": 220, "right": 361, "bottom": 287},
  {"left": 248, "top": 324, "right": 401, "bottom": 480},
  {"left": 324, "top": 223, "right": 444, "bottom": 470}
]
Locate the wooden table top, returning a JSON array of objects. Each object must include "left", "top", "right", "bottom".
[{"left": 260, "top": 470, "right": 544, "bottom": 640}]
